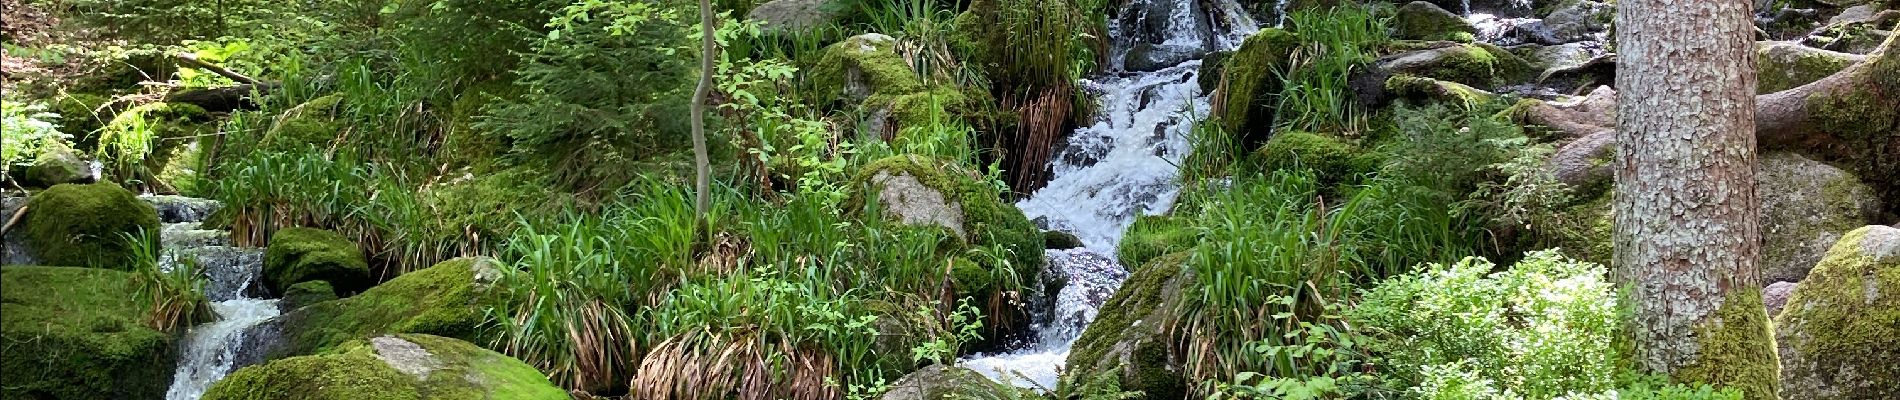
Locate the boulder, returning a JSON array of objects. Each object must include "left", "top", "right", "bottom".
[
  {"left": 0, "top": 266, "right": 179, "bottom": 399},
  {"left": 1123, "top": 42, "right": 1207, "bottom": 72},
  {"left": 855, "top": 155, "right": 1044, "bottom": 275},
  {"left": 266, "top": 257, "right": 501, "bottom": 358},
  {"left": 1757, "top": 41, "right": 1865, "bottom": 94},
  {"left": 1044, "top": 230, "right": 1085, "bottom": 250},
  {"left": 263, "top": 227, "right": 370, "bottom": 296},
  {"left": 141, "top": 194, "right": 222, "bottom": 223},
  {"left": 283, "top": 280, "right": 339, "bottom": 311},
  {"left": 747, "top": 0, "right": 843, "bottom": 37},
  {"left": 1759, "top": 152, "right": 1882, "bottom": 284},
  {"left": 1253, "top": 131, "right": 1383, "bottom": 191},
  {"left": 1378, "top": 43, "right": 1534, "bottom": 90},
  {"left": 1393, "top": 1, "right": 1478, "bottom": 41},
  {"left": 1774, "top": 225, "right": 1900, "bottom": 400},
  {"left": 20, "top": 182, "right": 161, "bottom": 268},
  {"left": 24, "top": 143, "right": 92, "bottom": 187},
  {"left": 1059, "top": 253, "right": 1194, "bottom": 400},
  {"left": 1763, "top": 280, "right": 1798, "bottom": 317},
  {"left": 202, "top": 334, "right": 567, "bottom": 400},
  {"left": 1538, "top": 1, "right": 1614, "bottom": 44},
  {"left": 880, "top": 364, "right": 1026, "bottom": 400},
  {"left": 1216, "top": 28, "right": 1301, "bottom": 144},
  {"left": 813, "top": 34, "right": 921, "bottom": 105}
]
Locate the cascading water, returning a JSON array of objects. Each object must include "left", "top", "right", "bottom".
[
  {"left": 960, "top": 0, "right": 1257, "bottom": 389},
  {"left": 161, "top": 214, "right": 279, "bottom": 400}
]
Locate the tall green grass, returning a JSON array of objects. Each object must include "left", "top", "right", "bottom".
[
  {"left": 123, "top": 230, "right": 210, "bottom": 333},
  {"left": 1272, "top": 7, "right": 1389, "bottom": 136}
]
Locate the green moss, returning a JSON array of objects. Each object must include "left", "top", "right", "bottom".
[
  {"left": 203, "top": 334, "right": 565, "bottom": 400},
  {"left": 274, "top": 258, "right": 493, "bottom": 357},
  {"left": 265, "top": 227, "right": 370, "bottom": 296},
  {"left": 1217, "top": 29, "right": 1301, "bottom": 138},
  {"left": 1773, "top": 226, "right": 1900, "bottom": 399},
  {"left": 1252, "top": 131, "right": 1382, "bottom": 191},
  {"left": 22, "top": 182, "right": 161, "bottom": 268},
  {"left": 811, "top": 34, "right": 924, "bottom": 106},
  {"left": 442, "top": 81, "right": 518, "bottom": 171},
  {"left": 1116, "top": 215, "right": 1196, "bottom": 268},
  {"left": 1060, "top": 253, "right": 1190, "bottom": 400},
  {"left": 1392, "top": 1, "right": 1479, "bottom": 41},
  {"left": 1384, "top": 74, "right": 1494, "bottom": 106},
  {"left": 1, "top": 266, "right": 177, "bottom": 400},
  {"left": 1757, "top": 44, "right": 1858, "bottom": 94},
  {"left": 284, "top": 280, "right": 340, "bottom": 310},
  {"left": 1673, "top": 288, "right": 1781, "bottom": 400},
  {"left": 1804, "top": 36, "right": 1900, "bottom": 215},
  {"left": 949, "top": 256, "right": 993, "bottom": 302},
  {"left": 1044, "top": 230, "right": 1084, "bottom": 249},
  {"left": 952, "top": 0, "right": 1089, "bottom": 95},
  {"left": 853, "top": 155, "right": 1044, "bottom": 276},
  {"left": 261, "top": 94, "right": 345, "bottom": 153}
]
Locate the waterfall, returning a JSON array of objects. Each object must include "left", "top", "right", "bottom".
[
  {"left": 159, "top": 205, "right": 280, "bottom": 400},
  {"left": 960, "top": 0, "right": 1257, "bottom": 389}
]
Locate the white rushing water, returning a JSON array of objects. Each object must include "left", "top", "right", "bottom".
[
  {"left": 164, "top": 241, "right": 279, "bottom": 400},
  {"left": 961, "top": 0, "right": 1257, "bottom": 389}
]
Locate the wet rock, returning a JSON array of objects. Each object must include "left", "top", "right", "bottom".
[
  {"left": 1044, "top": 230, "right": 1085, "bottom": 250},
  {"left": 1393, "top": 1, "right": 1479, "bottom": 41},
  {"left": 1774, "top": 225, "right": 1900, "bottom": 400},
  {"left": 1759, "top": 152, "right": 1882, "bottom": 284},
  {"left": 880, "top": 364, "right": 1025, "bottom": 400},
  {"left": 139, "top": 195, "right": 221, "bottom": 224},
  {"left": 1538, "top": 1, "right": 1613, "bottom": 44},
  {"left": 1059, "top": 253, "right": 1194, "bottom": 400},
  {"left": 161, "top": 223, "right": 231, "bottom": 249},
  {"left": 747, "top": 0, "right": 843, "bottom": 37},
  {"left": 1764, "top": 280, "right": 1798, "bottom": 317},
  {"left": 201, "top": 334, "right": 567, "bottom": 400},
  {"left": 1123, "top": 42, "right": 1207, "bottom": 72},
  {"left": 183, "top": 246, "right": 267, "bottom": 301},
  {"left": 2, "top": 196, "right": 32, "bottom": 265},
  {"left": 1514, "top": 42, "right": 1609, "bottom": 76}
]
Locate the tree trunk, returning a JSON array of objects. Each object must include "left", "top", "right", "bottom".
[
  {"left": 1613, "top": 0, "right": 1781, "bottom": 397},
  {"left": 690, "top": 0, "right": 716, "bottom": 226}
]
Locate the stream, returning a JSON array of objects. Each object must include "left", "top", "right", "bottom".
[
  {"left": 959, "top": 0, "right": 1259, "bottom": 389},
  {"left": 149, "top": 198, "right": 279, "bottom": 400}
]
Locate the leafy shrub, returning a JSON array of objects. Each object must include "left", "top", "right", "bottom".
[
  {"left": 1, "top": 100, "right": 69, "bottom": 177},
  {"left": 1351, "top": 250, "right": 1745, "bottom": 400},
  {"left": 477, "top": 0, "right": 696, "bottom": 190}
]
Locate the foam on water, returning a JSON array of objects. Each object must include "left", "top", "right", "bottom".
[{"left": 962, "top": 0, "right": 1256, "bottom": 388}]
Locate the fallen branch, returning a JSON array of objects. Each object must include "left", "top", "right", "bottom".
[{"left": 174, "top": 52, "right": 260, "bottom": 85}]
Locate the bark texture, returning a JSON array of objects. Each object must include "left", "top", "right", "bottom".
[
  {"left": 1612, "top": 0, "right": 1781, "bottom": 397},
  {"left": 690, "top": 0, "right": 716, "bottom": 222}
]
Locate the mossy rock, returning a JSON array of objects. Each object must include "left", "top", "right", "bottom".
[
  {"left": 202, "top": 334, "right": 567, "bottom": 400},
  {"left": 1757, "top": 152, "right": 1881, "bottom": 284},
  {"left": 21, "top": 182, "right": 160, "bottom": 268},
  {"left": 260, "top": 94, "right": 345, "bottom": 153},
  {"left": 1773, "top": 225, "right": 1900, "bottom": 400},
  {"left": 49, "top": 93, "right": 114, "bottom": 150},
  {"left": 1217, "top": 28, "right": 1301, "bottom": 144},
  {"left": 0, "top": 266, "right": 178, "bottom": 400},
  {"left": 877, "top": 364, "right": 1030, "bottom": 400},
  {"left": 1115, "top": 215, "right": 1196, "bottom": 268},
  {"left": 1058, "top": 253, "right": 1193, "bottom": 400},
  {"left": 24, "top": 143, "right": 93, "bottom": 187},
  {"left": 1392, "top": 1, "right": 1478, "bottom": 42},
  {"left": 264, "top": 227, "right": 370, "bottom": 297},
  {"left": 852, "top": 155, "right": 1044, "bottom": 275},
  {"left": 1383, "top": 74, "right": 1495, "bottom": 105},
  {"left": 1379, "top": 43, "right": 1534, "bottom": 90},
  {"left": 442, "top": 82, "right": 518, "bottom": 172},
  {"left": 747, "top": 0, "right": 845, "bottom": 37},
  {"left": 1799, "top": 35, "right": 1900, "bottom": 216},
  {"left": 1252, "top": 131, "right": 1383, "bottom": 191},
  {"left": 283, "top": 280, "right": 340, "bottom": 311},
  {"left": 271, "top": 257, "right": 499, "bottom": 358},
  {"left": 811, "top": 34, "right": 924, "bottom": 106},
  {"left": 94, "top": 102, "right": 210, "bottom": 182},
  {"left": 1044, "top": 230, "right": 1085, "bottom": 250},
  {"left": 1757, "top": 42, "right": 1862, "bottom": 94}
]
